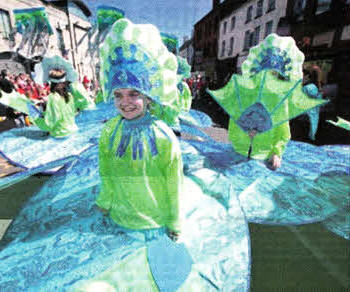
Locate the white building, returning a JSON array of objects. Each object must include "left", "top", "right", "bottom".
[
  {"left": 179, "top": 37, "right": 194, "bottom": 69},
  {"left": 218, "top": 0, "right": 288, "bottom": 71},
  {"left": 0, "top": 0, "right": 92, "bottom": 79}
]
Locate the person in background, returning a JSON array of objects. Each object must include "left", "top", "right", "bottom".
[{"left": 32, "top": 56, "right": 79, "bottom": 138}]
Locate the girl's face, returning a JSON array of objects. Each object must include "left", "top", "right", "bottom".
[{"left": 114, "top": 88, "right": 149, "bottom": 120}]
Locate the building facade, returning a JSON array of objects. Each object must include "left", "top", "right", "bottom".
[
  {"left": 179, "top": 37, "right": 194, "bottom": 69},
  {"left": 218, "top": 0, "right": 288, "bottom": 72},
  {"left": 0, "top": 0, "right": 92, "bottom": 80},
  {"left": 193, "top": 0, "right": 221, "bottom": 80},
  {"left": 289, "top": 0, "right": 350, "bottom": 120}
]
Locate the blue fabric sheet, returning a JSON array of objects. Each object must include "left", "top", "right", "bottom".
[
  {"left": 0, "top": 108, "right": 349, "bottom": 290},
  {"left": 0, "top": 104, "right": 209, "bottom": 180},
  {"left": 0, "top": 145, "right": 250, "bottom": 291},
  {"left": 0, "top": 102, "right": 117, "bottom": 173},
  {"left": 181, "top": 138, "right": 349, "bottom": 238}
]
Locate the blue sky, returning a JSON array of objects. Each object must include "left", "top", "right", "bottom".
[{"left": 82, "top": 0, "right": 212, "bottom": 45}]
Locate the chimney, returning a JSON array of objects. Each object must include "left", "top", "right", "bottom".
[{"left": 213, "top": 0, "right": 220, "bottom": 9}]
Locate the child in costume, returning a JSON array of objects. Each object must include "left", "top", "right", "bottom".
[
  {"left": 32, "top": 55, "right": 79, "bottom": 138},
  {"left": 97, "top": 21, "right": 185, "bottom": 241},
  {"left": 209, "top": 34, "right": 325, "bottom": 170},
  {"left": 97, "top": 88, "right": 183, "bottom": 240}
]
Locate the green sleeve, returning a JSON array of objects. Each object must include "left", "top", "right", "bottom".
[
  {"left": 71, "top": 82, "right": 95, "bottom": 111},
  {"left": 270, "top": 122, "right": 291, "bottom": 158},
  {"left": 164, "top": 137, "right": 183, "bottom": 233},
  {"left": 96, "top": 121, "right": 115, "bottom": 210}
]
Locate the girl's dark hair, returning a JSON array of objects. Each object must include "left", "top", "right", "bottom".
[{"left": 50, "top": 81, "right": 71, "bottom": 103}]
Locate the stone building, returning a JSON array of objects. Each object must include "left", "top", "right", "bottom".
[
  {"left": 218, "top": 0, "right": 287, "bottom": 74},
  {"left": 0, "top": 0, "right": 92, "bottom": 80}
]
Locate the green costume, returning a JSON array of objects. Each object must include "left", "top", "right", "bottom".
[
  {"left": 208, "top": 34, "right": 326, "bottom": 159},
  {"left": 229, "top": 118, "right": 290, "bottom": 159},
  {"left": 70, "top": 82, "right": 95, "bottom": 112},
  {"left": 98, "top": 18, "right": 183, "bottom": 233},
  {"left": 97, "top": 114, "right": 183, "bottom": 232},
  {"left": 178, "top": 81, "right": 192, "bottom": 112},
  {"left": 34, "top": 92, "right": 78, "bottom": 137}
]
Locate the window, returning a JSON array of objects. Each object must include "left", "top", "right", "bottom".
[
  {"left": 249, "top": 32, "right": 255, "bottom": 47},
  {"left": 0, "top": 9, "right": 11, "bottom": 39},
  {"left": 316, "top": 0, "right": 331, "bottom": 15},
  {"left": 256, "top": 0, "right": 263, "bottom": 18},
  {"left": 223, "top": 21, "right": 227, "bottom": 34},
  {"left": 228, "top": 37, "right": 234, "bottom": 56},
  {"left": 230, "top": 16, "right": 236, "bottom": 31},
  {"left": 244, "top": 31, "right": 250, "bottom": 50},
  {"left": 265, "top": 21, "right": 273, "bottom": 37},
  {"left": 221, "top": 40, "right": 226, "bottom": 57},
  {"left": 267, "top": 0, "right": 276, "bottom": 12},
  {"left": 246, "top": 6, "right": 253, "bottom": 23},
  {"left": 254, "top": 26, "right": 260, "bottom": 45}
]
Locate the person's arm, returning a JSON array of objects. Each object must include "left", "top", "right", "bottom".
[
  {"left": 33, "top": 94, "right": 60, "bottom": 132},
  {"left": 71, "top": 82, "right": 95, "bottom": 111},
  {"left": 95, "top": 122, "right": 114, "bottom": 212},
  {"left": 164, "top": 137, "right": 184, "bottom": 236},
  {"left": 270, "top": 122, "right": 291, "bottom": 158},
  {"left": 268, "top": 122, "right": 291, "bottom": 169}
]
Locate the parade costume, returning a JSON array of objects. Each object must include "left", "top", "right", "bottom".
[
  {"left": 33, "top": 91, "right": 78, "bottom": 138},
  {"left": 70, "top": 82, "right": 96, "bottom": 112},
  {"left": 97, "top": 114, "right": 183, "bottom": 233},
  {"left": 197, "top": 34, "right": 349, "bottom": 238},
  {"left": 0, "top": 18, "right": 251, "bottom": 291},
  {"left": 0, "top": 20, "right": 348, "bottom": 292},
  {"left": 0, "top": 56, "right": 107, "bottom": 178}
]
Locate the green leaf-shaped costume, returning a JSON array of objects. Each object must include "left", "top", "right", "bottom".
[{"left": 208, "top": 34, "right": 326, "bottom": 159}]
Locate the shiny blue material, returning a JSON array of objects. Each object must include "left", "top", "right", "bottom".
[
  {"left": 251, "top": 47, "right": 292, "bottom": 78},
  {"left": 27, "top": 102, "right": 43, "bottom": 119},
  {"left": 147, "top": 235, "right": 193, "bottom": 292},
  {"left": 107, "top": 45, "right": 159, "bottom": 101},
  {"left": 0, "top": 101, "right": 117, "bottom": 173},
  {"left": 236, "top": 102, "right": 272, "bottom": 133},
  {"left": 109, "top": 113, "right": 164, "bottom": 160},
  {"left": 0, "top": 145, "right": 250, "bottom": 291},
  {"left": 303, "top": 83, "right": 322, "bottom": 140}
]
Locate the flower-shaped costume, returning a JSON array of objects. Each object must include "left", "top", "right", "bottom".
[
  {"left": 189, "top": 33, "right": 349, "bottom": 238},
  {"left": 208, "top": 34, "right": 325, "bottom": 159}
]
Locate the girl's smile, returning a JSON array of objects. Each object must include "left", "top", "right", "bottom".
[{"left": 114, "top": 88, "right": 149, "bottom": 120}]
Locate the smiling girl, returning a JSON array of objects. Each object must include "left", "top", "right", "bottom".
[{"left": 96, "top": 19, "right": 183, "bottom": 241}]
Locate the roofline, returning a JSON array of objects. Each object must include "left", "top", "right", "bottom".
[{"left": 41, "top": 0, "right": 92, "bottom": 17}]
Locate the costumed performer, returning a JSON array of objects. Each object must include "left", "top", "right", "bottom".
[
  {"left": 32, "top": 55, "right": 78, "bottom": 138},
  {"left": 0, "top": 18, "right": 250, "bottom": 291},
  {"left": 209, "top": 34, "right": 326, "bottom": 170},
  {"left": 97, "top": 89, "right": 183, "bottom": 241}
]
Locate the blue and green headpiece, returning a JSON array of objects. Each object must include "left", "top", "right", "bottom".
[{"left": 99, "top": 18, "right": 180, "bottom": 117}]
